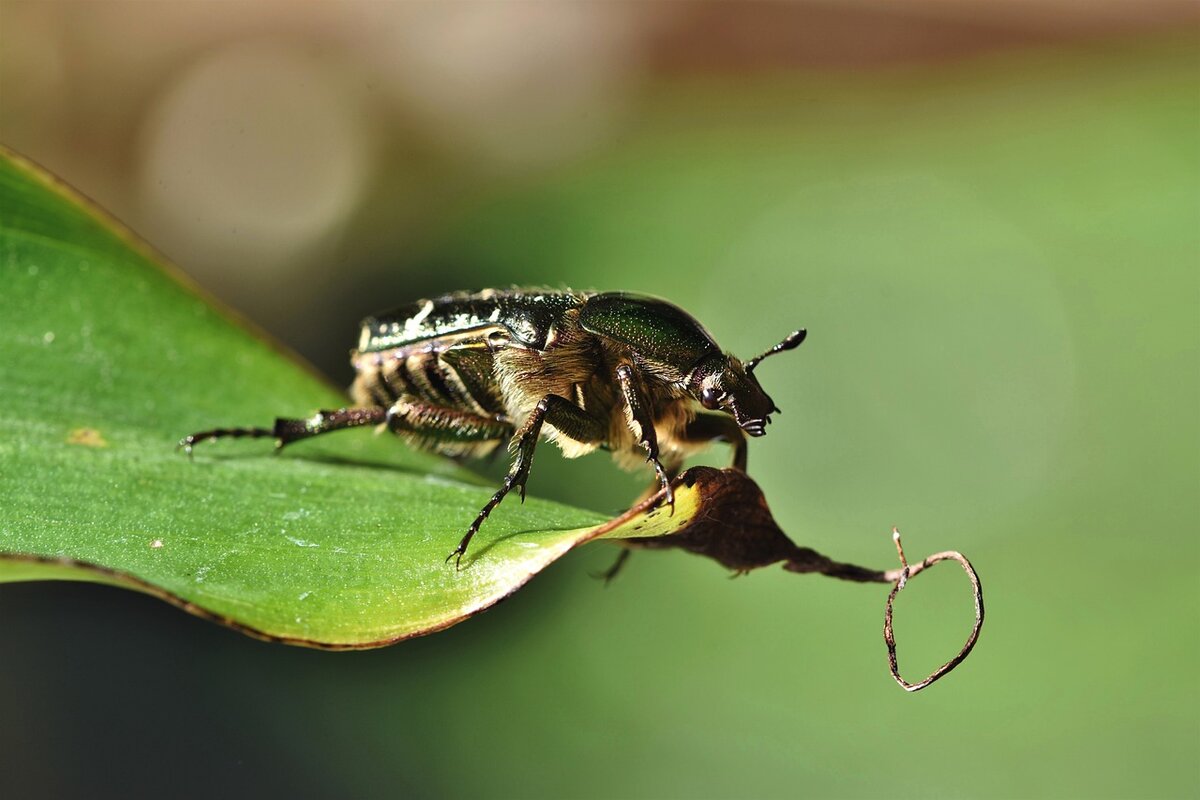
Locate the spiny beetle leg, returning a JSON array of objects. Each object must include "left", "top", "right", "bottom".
[
  {"left": 615, "top": 363, "right": 674, "bottom": 512},
  {"left": 591, "top": 548, "right": 632, "bottom": 585},
  {"left": 274, "top": 408, "right": 388, "bottom": 447},
  {"left": 177, "top": 426, "right": 275, "bottom": 458},
  {"left": 179, "top": 408, "right": 388, "bottom": 457},
  {"left": 449, "top": 393, "right": 605, "bottom": 569},
  {"left": 651, "top": 457, "right": 675, "bottom": 514},
  {"left": 384, "top": 400, "right": 512, "bottom": 448},
  {"left": 448, "top": 468, "right": 530, "bottom": 569}
]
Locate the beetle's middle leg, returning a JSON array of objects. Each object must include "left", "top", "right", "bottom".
[{"left": 448, "top": 394, "right": 605, "bottom": 569}]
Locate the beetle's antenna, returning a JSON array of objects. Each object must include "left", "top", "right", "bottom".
[{"left": 745, "top": 329, "right": 807, "bottom": 374}]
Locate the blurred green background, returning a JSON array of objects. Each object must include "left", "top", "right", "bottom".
[{"left": 1, "top": 3, "right": 1197, "bottom": 798}]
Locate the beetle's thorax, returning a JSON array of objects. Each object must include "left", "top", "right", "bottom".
[
  {"left": 491, "top": 308, "right": 597, "bottom": 426},
  {"left": 494, "top": 314, "right": 692, "bottom": 462}
]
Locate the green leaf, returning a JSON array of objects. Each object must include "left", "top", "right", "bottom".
[{"left": 0, "top": 147, "right": 698, "bottom": 647}]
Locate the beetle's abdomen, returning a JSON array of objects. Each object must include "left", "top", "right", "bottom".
[{"left": 351, "top": 344, "right": 506, "bottom": 418}]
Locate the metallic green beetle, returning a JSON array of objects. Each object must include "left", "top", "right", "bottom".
[{"left": 180, "top": 289, "right": 805, "bottom": 569}]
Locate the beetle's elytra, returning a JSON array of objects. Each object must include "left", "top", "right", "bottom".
[{"left": 180, "top": 289, "right": 806, "bottom": 570}]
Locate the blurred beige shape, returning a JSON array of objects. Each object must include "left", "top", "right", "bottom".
[
  {"left": 355, "top": 2, "right": 650, "bottom": 167},
  {"left": 0, "top": 3, "right": 68, "bottom": 143},
  {"left": 137, "top": 42, "right": 371, "bottom": 284}
]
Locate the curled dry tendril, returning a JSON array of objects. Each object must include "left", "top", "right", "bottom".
[{"left": 882, "top": 528, "right": 985, "bottom": 692}]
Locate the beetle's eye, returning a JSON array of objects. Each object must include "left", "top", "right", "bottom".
[{"left": 700, "top": 387, "right": 722, "bottom": 410}]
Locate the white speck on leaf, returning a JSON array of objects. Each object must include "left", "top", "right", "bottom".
[
  {"left": 283, "top": 534, "right": 319, "bottom": 548},
  {"left": 150, "top": 539, "right": 164, "bottom": 549}
]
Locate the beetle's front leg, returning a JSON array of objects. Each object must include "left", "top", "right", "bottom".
[
  {"left": 449, "top": 394, "right": 605, "bottom": 569},
  {"left": 615, "top": 364, "right": 674, "bottom": 509}
]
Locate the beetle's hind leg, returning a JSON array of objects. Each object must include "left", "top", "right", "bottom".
[
  {"left": 178, "top": 425, "right": 275, "bottom": 455},
  {"left": 449, "top": 394, "right": 606, "bottom": 570},
  {"left": 179, "top": 407, "right": 388, "bottom": 456},
  {"left": 383, "top": 400, "right": 512, "bottom": 457}
]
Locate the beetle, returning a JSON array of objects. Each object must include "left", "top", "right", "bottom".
[{"left": 180, "top": 289, "right": 806, "bottom": 569}]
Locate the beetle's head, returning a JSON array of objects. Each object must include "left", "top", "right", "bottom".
[{"left": 688, "top": 330, "right": 807, "bottom": 437}]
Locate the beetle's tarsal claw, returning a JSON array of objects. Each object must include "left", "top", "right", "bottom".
[
  {"left": 446, "top": 543, "right": 467, "bottom": 570},
  {"left": 508, "top": 470, "right": 529, "bottom": 503},
  {"left": 650, "top": 460, "right": 673, "bottom": 512},
  {"left": 447, "top": 518, "right": 484, "bottom": 570},
  {"left": 662, "top": 481, "right": 675, "bottom": 515}
]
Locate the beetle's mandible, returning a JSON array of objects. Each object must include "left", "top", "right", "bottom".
[{"left": 180, "top": 289, "right": 806, "bottom": 569}]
